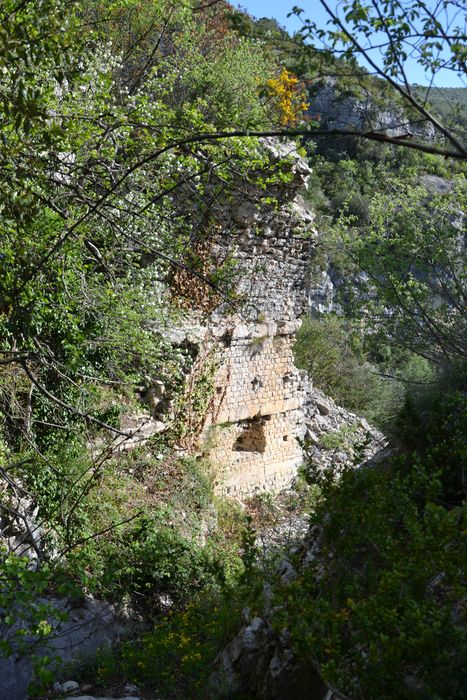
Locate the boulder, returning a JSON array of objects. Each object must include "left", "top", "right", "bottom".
[
  {"left": 315, "top": 398, "right": 332, "bottom": 416},
  {"left": 62, "top": 680, "right": 80, "bottom": 692}
]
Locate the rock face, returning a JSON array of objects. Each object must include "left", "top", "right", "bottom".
[
  {"left": 198, "top": 140, "right": 317, "bottom": 496},
  {"left": 307, "top": 80, "right": 436, "bottom": 140},
  {"left": 209, "top": 606, "right": 327, "bottom": 700},
  {"left": 0, "top": 471, "right": 42, "bottom": 564},
  {"left": 0, "top": 598, "right": 123, "bottom": 700},
  {"left": 300, "top": 384, "right": 386, "bottom": 474}
]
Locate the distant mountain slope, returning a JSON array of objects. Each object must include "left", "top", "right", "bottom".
[{"left": 414, "top": 86, "right": 466, "bottom": 141}]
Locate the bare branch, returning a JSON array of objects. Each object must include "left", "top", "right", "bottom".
[{"left": 20, "top": 361, "right": 129, "bottom": 436}]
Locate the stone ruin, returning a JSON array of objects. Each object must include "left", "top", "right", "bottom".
[
  {"left": 188, "top": 139, "right": 384, "bottom": 497},
  {"left": 196, "top": 141, "right": 316, "bottom": 496},
  {"left": 203, "top": 317, "right": 307, "bottom": 496},
  {"left": 107, "top": 139, "right": 383, "bottom": 496}
]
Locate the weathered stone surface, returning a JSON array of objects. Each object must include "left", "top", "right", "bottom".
[
  {"left": 62, "top": 680, "right": 80, "bottom": 692},
  {"left": 419, "top": 174, "right": 454, "bottom": 194},
  {"left": 0, "top": 598, "right": 123, "bottom": 700},
  {"left": 301, "top": 384, "right": 386, "bottom": 475},
  {"left": 192, "top": 141, "right": 317, "bottom": 497},
  {"left": 315, "top": 397, "right": 332, "bottom": 416},
  {"left": 118, "top": 413, "right": 166, "bottom": 450},
  {"left": 0, "top": 473, "right": 42, "bottom": 563},
  {"left": 209, "top": 612, "right": 327, "bottom": 700},
  {"left": 185, "top": 139, "right": 386, "bottom": 497},
  {"left": 277, "top": 559, "right": 296, "bottom": 584},
  {"left": 307, "top": 80, "right": 436, "bottom": 140}
]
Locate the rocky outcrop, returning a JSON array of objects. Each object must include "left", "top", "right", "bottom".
[
  {"left": 300, "top": 383, "right": 386, "bottom": 474},
  {"left": 0, "top": 469, "right": 42, "bottom": 563},
  {"left": 209, "top": 606, "right": 327, "bottom": 700},
  {"left": 0, "top": 598, "right": 123, "bottom": 700},
  {"left": 307, "top": 80, "right": 436, "bottom": 140}
]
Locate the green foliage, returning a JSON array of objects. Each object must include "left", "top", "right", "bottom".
[
  {"left": 1, "top": 1, "right": 466, "bottom": 696},
  {"left": 75, "top": 592, "right": 244, "bottom": 699},
  {"left": 396, "top": 385, "right": 467, "bottom": 505},
  {"left": 173, "top": 354, "right": 217, "bottom": 445},
  {"left": 11, "top": 439, "right": 92, "bottom": 547},
  {"left": 0, "top": 0, "right": 81, "bottom": 225},
  {"left": 414, "top": 87, "right": 467, "bottom": 144},
  {"left": 12, "top": 442, "right": 224, "bottom": 614},
  {"left": 0, "top": 549, "right": 81, "bottom": 694},
  {"left": 295, "top": 315, "right": 398, "bottom": 427},
  {"left": 0, "top": 0, "right": 291, "bottom": 597},
  {"left": 285, "top": 454, "right": 466, "bottom": 699},
  {"left": 333, "top": 176, "right": 466, "bottom": 367},
  {"left": 65, "top": 500, "right": 268, "bottom": 700},
  {"left": 328, "top": 1, "right": 466, "bottom": 77},
  {"left": 93, "top": 514, "right": 217, "bottom": 611},
  {"left": 319, "top": 423, "right": 358, "bottom": 451},
  {"left": 304, "top": 144, "right": 464, "bottom": 227},
  {"left": 0, "top": 550, "right": 55, "bottom": 659},
  {"left": 0, "top": 0, "right": 296, "bottom": 474}
]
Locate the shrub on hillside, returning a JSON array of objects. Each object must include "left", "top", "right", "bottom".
[
  {"left": 283, "top": 390, "right": 467, "bottom": 700},
  {"left": 294, "top": 315, "right": 398, "bottom": 426}
]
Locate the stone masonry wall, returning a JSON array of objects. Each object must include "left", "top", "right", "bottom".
[
  {"left": 205, "top": 322, "right": 305, "bottom": 495},
  {"left": 199, "top": 140, "right": 316, "bottom": 497}
]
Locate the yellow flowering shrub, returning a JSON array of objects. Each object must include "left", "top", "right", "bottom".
[
  {"left": 267, "top": 68, "right": 309, "bottom": 126},
  {"left": 82, "top": 595, "right": 244, "bottom": 698}
]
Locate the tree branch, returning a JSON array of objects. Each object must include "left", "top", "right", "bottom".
[
  {"left": 317, "top": 0, "right": 467, "bottom": 157},
  {"left": 20, "top": 361, "right": 129, "bottom": 436}
]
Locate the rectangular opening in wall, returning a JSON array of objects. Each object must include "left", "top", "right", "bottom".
[{"left": 233, "top": 417, "right": 266, "bottom": 453}]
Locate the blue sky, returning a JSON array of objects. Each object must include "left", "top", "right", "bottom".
[
  {"left": 236, "top": 1, "right": 466, "bottom": 87},
  {"left": 237, "top": 0, "right": 329, "bottom": 32}
]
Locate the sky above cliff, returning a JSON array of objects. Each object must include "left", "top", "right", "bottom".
[{"left": 238, "top": 1, "right": 466, "bottom": 87}]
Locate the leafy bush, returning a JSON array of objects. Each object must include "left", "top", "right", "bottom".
[
  {"left": 396, "top": 386, "right": 466, "bottom": 506},
  {"left": 11, "top": 436, "right": 229, "bottom": 615},
  {"left": 45, "top": 450, "right": 227, "bottom": 614},
  {"left": 92, "top": 513, "right": 220, "bottom": 613},
  {"left": 82, "top": 593, "right": 244, "bottom": 699},
  {"left": 0, "top": 549, "right": 82, "bottom": 695},
  {"left": 332, "top": 176, "right": 467, "bottom": 367},
  {"left": 294, "top": 315, "right": 398, "bottom": 426},
  {"left": 66, "top": 512, "right": 261, "bottom": 699},
  {"left": 283, "top": 392, "right": 467, "bottom": 699}
]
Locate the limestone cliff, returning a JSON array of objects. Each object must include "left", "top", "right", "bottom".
[{"left": 307, "top": 80, "right": 436, "bottom": 140}]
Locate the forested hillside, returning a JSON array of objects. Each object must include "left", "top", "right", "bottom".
[
  {"left": 0, "top": 2, "right": 465, "bottom": 699},
  {"left": 415, "top": 86, "right": 467, "bottom": 139}
]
